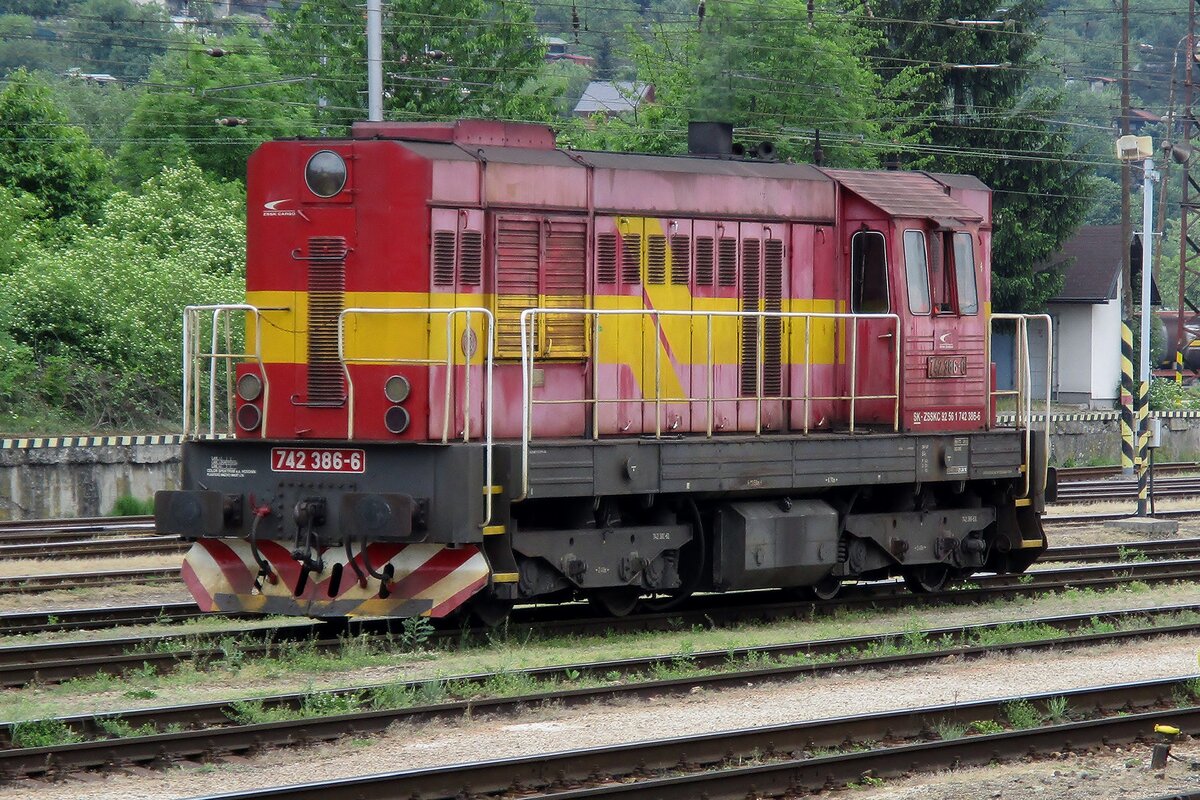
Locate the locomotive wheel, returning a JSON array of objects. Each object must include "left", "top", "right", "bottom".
[
  {"left": 588, "top": 588, "right": 642, "bottom": 617},
  {"left": 903, "top": 564, "right": 952, "bottom": 594}
]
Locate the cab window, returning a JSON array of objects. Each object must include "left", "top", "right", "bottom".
[
  {"left": 953, "top": 232, "right": 979, "bottom": 315},
  {"left": 903, "top": 230, "right": 931, "bottom": 314},
  {"left": 851, "top": 230, "right": 889, "bottom": 313}
]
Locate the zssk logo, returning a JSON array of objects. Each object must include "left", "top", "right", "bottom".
[{"left": 263, "top": 199, "right": 297, "bottom": 218}]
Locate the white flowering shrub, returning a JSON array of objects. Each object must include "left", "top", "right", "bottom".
[{"left": 1, "top": 161, "right": 245, "bottom": 429}]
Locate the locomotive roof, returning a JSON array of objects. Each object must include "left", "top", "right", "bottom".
[{"left": 820, "top": 168, "right": 984, "bottom": 224}]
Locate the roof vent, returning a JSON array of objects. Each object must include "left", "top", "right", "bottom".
[{"left": 688, "top": 122, "right": 734, "bottom": 158}]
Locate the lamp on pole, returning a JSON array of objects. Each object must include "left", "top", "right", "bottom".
[{"left": 1116, "top": 134, "right": 1158, "bottom": 515}]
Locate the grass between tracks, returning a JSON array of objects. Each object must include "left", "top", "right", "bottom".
[{"left": 6, "top": 580, "right": 1200, "bottom": 746}]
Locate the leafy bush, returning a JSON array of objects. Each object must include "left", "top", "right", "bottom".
[
  {"left": 1149, "top": 378, "right": 1200, "bottom": 411},
  {"left": 110, "top": 495, "right": 154, "bottom": 516}
]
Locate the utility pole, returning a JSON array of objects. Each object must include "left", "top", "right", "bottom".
[
  {"left": 1178, "top": 2, "right": 1200, "bottom": 385},
  {"left": 367, "top": 0, "right": 383, "bottom": 122},
  {"left": 1119, "top": 0, "right": 1136, "bottom": 478}
]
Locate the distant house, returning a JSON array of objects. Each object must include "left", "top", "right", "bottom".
[
  {"left": 543, "top": 37, "right": 595, "bottom": 68},
  {"left": 1015, "top": 226, "right": 1147, "bottom": 409},
  {"left": 573, "top": 81, "right": 654, "bottom": 118}
]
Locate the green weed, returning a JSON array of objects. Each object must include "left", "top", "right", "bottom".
[
  {"left": 1003, "top": 699, "right": 1044, "bottom": 729},
  {"left": 10, "top": 719, "right": 84, "bottom": 748},
  {"left": 970, "top": 719, "right": 1005, "bottom": 735}
]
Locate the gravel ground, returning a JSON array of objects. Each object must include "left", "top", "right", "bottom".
[{"left": 7, "top": 634, "right": 1200, "bottom": 800}]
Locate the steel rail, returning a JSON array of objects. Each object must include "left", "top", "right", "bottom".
[
  {"left": 0, "top": 515, "right": 153, "bottom": 533},
  {"left": 1045, "top": 506, "right": 1200, "bottom": 523},
  {"left": 5, "top": 615, "right": 1200, "bottom": 778},
  {"left": 1057, "top": 462, "right": 1200, "bottom": 481},
  {"left": 147, "top": 678, "right": 1200, "bottom": 799},
  {"left": 0, "top": 568, "right": 178, "bottom": 594},
  {"left": 3, "top": 558, "right": 1199, "bottom": 684},
  {"left": 1041, "top": 537, "right": 1200, "bottom": 563},
  {"left": 0, "top": 536, "right": 185, "bottom": 560},
  {"left": 0, "top": 602, "right": 209, "bottom": 636}
]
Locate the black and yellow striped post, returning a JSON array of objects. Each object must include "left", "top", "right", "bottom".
[
  {"left": 1136, "top": 379, "right": 1150, "bottom": 516},
  {"left": 1120, "top": 323, "right": 1137, "bottom": 475},
  {"left": 1176, "top": 347, "right": 1185, "bottom": 385}
]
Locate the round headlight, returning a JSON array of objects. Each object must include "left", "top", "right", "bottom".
[
  {"left": 236, "top": 403, "right": 262, "bottom": 432},
  {"left": 384, "top": 406, "right": 410, "bottom": 434},
  {"left": 384, "top": 374, "right": 411, "bottom": 404},
  {"left": 236, "top": 372, "right": 263, "bottom": 402},
  {"left": 305, "top": 150, "right": 347, "bottom": 198}
]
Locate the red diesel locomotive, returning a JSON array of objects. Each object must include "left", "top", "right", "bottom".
[{"left": 155, "top": 119, "right": 1052, "bottom": 621}]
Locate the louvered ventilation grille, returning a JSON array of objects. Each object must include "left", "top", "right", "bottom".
[
  {"left": 460, "top": 231, "right": 482, "bottom": 286},
  {"left": 597, "top": 233, "right": 618, "bottom": 284},
  {"left": 647, "top": 235, "right": 667, "bottom": 284},
  {"left": 543, "top": 222, "right": 588, "bottom": 357},
  {"left": 763, "top": 239, "right": 784, "bottom": 396},
  {"left": 695, "top": 236, "right": 715, "bottom": 286},
  {"left": 670, "top": 235, "right": 690, "bottom": 285},
  {"left": 432, "top": 231, "right": 455, "bottom": 286},
  {"left": 718, "top": 237, "right": 738, "bottom": 287},
  {"left": 740, "top": 238, "right": 762, "bottom": 395},
  {"left": 306, "top": 236, "right": 347, "bottom": 406},
  {"left": 496, "top": 218, "right": 540, "bottom": 357},
  {"left": 621, "top": 233, "right": 642, "bottom": 284}
]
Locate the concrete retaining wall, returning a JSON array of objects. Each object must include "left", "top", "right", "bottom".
[
  {"left": 4, "top": 416, "right": 1200, "bottom": 519},
  {"left": 0, "top": 436, "right": 181, "bottom": 520}
]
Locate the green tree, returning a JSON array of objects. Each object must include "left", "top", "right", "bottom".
[
  {"left": 117, "top": 36, "right": 316, "bottom": 185},
  {"left": 67, "top": 0, "right": 174, "bottom": 80},
  {"left": 877, "top": 0, "right": 1096, "bottom": 311},
  {"left": 563, "top": 0, "right": 926, "bottom": 167},
  {"left": 265, "top": 0, "right": 552, "bottom": 129},
  {"left": 0, "top": 15, "right": 68, "bottom": 75},
  {"left": 0, "top": 69, "right": 109, "bottom": 220},
  {"left": 49, "top": 74, "right": 142, "bottom": 158},
  {"left": 2, "top": 161, "right": 244, "bottom": 426}
]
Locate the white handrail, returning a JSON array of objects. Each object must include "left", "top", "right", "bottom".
[
  {"left": 338, "top": 306, "right": 496, "bottom": 526},
  {"left": 989, "top": 313, "right": 1052, "bottom": 499},
  {"left": 518, "top": 307, "right": 902, "bottom": 500},
  {"left": 182, "top": 304, "right": 271, "bottom": 438}
]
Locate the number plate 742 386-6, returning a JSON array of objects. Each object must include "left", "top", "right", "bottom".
[{"left": 270, "top": 448, "right": 365, "bottom": 473}]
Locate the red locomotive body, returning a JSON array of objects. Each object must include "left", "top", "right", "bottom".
[{"left": 156, "top": 120, "right": 1051, "bottom": 620}]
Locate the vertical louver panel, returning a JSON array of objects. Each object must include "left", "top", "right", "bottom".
[
  {"left": 597, "top": 233, "right": 618, "bottom": 284},
  {"left": 621, "top": 233, "right": 642, "bottom": 284},
  {"left": 763, "top": 239, "right": 785, "bottom": 396},
  {"left": 670, "top": 235, "right": 690, "bottom": 285},
  {"left": 460, "top": 230, "right": 482, "bottom": 286},
  {"left": 695, "top": 236, "right": 715, "bottom": 286},
  {"left": 432, "top": 231, "right": 456, "bottom": 286},
  {"left": 740, "top": 238, "right": 762, "bottom": 395},
  {"left": 543, "top": 221, "right": 588, "bottom": 357},
  {"left": 495, "top": 218, "right": 541, "bottom": 357},
  {"left": 647, "top": 235, "right": 667, "bottom": 284},
  {"left": 306, "top": 236, "right": 347, "bottom": 406},
  {"left": 718, "top": 237, "right": 738, "bottom": 287}
]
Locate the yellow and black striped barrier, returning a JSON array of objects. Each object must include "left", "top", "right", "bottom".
[{"left": 1119, "top": 322, "right": 1136, "bottom": 474}]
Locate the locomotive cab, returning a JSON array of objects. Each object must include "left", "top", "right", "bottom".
[{"left": 156, "top": 120, "right": 1051, "bottom": 620}]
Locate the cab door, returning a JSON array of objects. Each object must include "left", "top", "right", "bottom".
[
  {"left": 899, "top": 225, "right": 987, "bottom": 432},
  {"left": 847, "top": 227, "right": 899, "bottom": 426}
]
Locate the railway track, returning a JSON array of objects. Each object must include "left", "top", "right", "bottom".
[
  {"left": 181, "top": 682, "right": 1199, "bottom": 800},
  {"left": 0, "top": 567, "right": 177, "bottom": 594},
  {"left": 4, "top": 615, "right": 1198, "bottom": 781},
  {"left": 2, "top": 558, "right": 1199, "bottom": 687},
  {"left": 1056, "top": 462, "right": 1200, "bottom": 481},
  {"left": 0, "top": 515, "right": 181, "bottom": 560},
  {"left": 1041, "top": 536, "right": 1200, "bottom": 563},
  {"left": 1055, "top": 475, "right": 1200, "bottom": 503}
]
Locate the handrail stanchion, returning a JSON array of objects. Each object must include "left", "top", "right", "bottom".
[
  {"left": 849, "top": 320, "right": 859, "bottom": 434},
  {"left": 654, "top": 312, "right": 663, "bottom": 438},
  {"left": 804, "top": 317, "right": 812, "bottom": 435},
  {"left": 592, "top": 314, "right": 601, "bottom": 440},
  {"left": 892, "top": 317, "right": 901, "bottom": 431},
  {"left": 706, "top": 315, "right": 715, "bottom": 438},
  {"left": 462, "top": 310, "right": 472, "bottom": 443},
  {"left": 755, "top": 313, "right": 764, "bottom": 435}
]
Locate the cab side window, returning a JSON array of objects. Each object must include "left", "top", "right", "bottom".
[
  {"left": 903, "top": 230, "right": 931, "bottom": 314},
  {"left": 953, "top": 232, "right": 979, "bottom": 315},
  {"left": 851, "top": 230, "right": 889, "bottom": 313}
]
